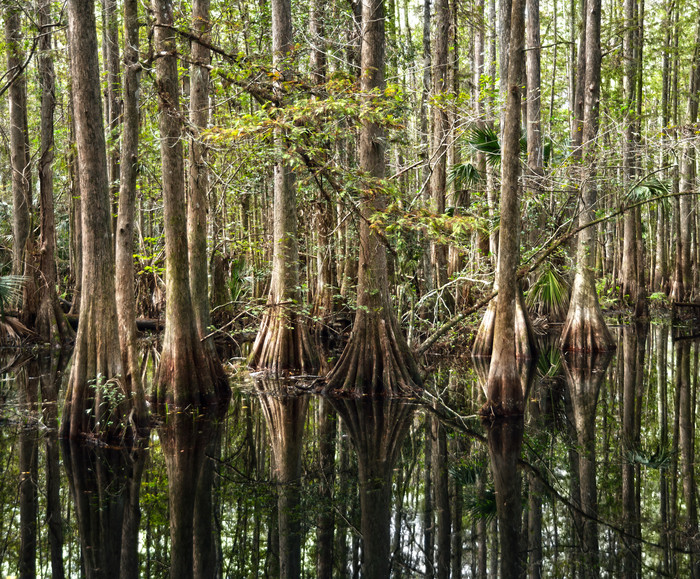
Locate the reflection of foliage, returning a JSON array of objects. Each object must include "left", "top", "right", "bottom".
[
  {"left": 536, "top": 346, "right": 562, "bottom": 378},
  {"left": 626, "top": 446, "right": 673, "bottom": 470},
  {"left": 464, "top": 488, "right": 498, "bottom": 523}
]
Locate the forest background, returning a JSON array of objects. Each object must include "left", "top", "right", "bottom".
[{"left": 0, "top": 0, "right": 699, "bottom": 435}]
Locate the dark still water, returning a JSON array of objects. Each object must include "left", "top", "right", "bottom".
[{"left": 0, "top": 322, "right": 699, "bottom": 577}]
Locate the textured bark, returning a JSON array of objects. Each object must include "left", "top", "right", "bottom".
[
  {"left": 5, "top": 3, "right": 31, "bottom": 278},
  {"left": 325, "top": 0, "right": 421, "bottom": 395},
  {"left": 153, "top": 0, "right": 228, "bottom": 406},
  {"left": 482, "top": 0, "right": 530, "bottom": 415},
  {"left": 36, "top": 0, "right": 73, "bottom": 344},
  {"left": 61, "top": 0, "right": 131, "bottom": 441},
  {"left": 429, "top": 0, "right": 451, "bottom": 312},
  {"left": 116, "top": 0, "right": 147, "bottom": 427},
  {"left": 250, "top": 0, "right": 318, "bottom": 375},
  {"left": 472, "top": 287, "right": 536, "bottom": 359},
  {"left": 309, "top": 0, "right": 336, "bottom": 337},
  {"left": 102, "top": 0, "right": 120, "bottom": 236},
  {"left": 560, "top": 0, "right": 614, "bottom": 352}
]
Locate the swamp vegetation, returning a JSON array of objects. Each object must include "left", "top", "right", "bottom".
[{"left": 1, "top": 0, "right": 700, "bottom": 574}]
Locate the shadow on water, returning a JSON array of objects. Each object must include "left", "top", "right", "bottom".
[{"left": 3, "top": 322, "right": 700, "bottom": 577}]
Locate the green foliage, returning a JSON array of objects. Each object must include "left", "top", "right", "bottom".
[
  {"left": 526, "top": 264, "right": 570, "bottom": 319},
  {"left": 627, "top": 177, "right": 668, "bottom": 202},
  {"left": 449, "top": 458, "right": 487, "bottom": 486},
  {"left": 447, "top": 162, "right": 483, "bottom": 188},
  {"left": 536, "top": 346, "right": 562, "bottom": 378},
  {"left": 626, "top": 446, "right": 672, "bottom": 470},
  {"left": 464, "top": 488, "right": 498, "bottom": 523},
  {"left": 0, "top": 274, "right": 26, "bottom": 317},
  {"left": 465, "top": 125, "right": 501, "bottom": 166}
]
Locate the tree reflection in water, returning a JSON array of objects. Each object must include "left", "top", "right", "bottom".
[
  {"left": 61, "top": 439, "right": 148, "bottom": 578},
  {"left": 330, "top": 397, "right": 415, "bottom": 578},
  {"left": 158, "top": 402, "right": 228, "bottom": 579},
  {"left": 5, "top": 329, "right": 700, "bottom": 576}
]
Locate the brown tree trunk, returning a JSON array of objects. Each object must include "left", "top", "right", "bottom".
[
  {"left": 560, "top": 0, "right": 614, "bottom": 352},
  {"left": 153, "top": 0, "right": 228, "bottom": 407},
  {"left": 36, "top": 0, "right": 73, "bottom": 343},
  {"left": 325, "top": 0, "right": 422, "bottom": 395},
  {"left": 116, "top": 0, "right": 147, "bottom": 427},
  {"left": 483, "top": 0, "right": 530, "bottom": 415},
  {"left": 61, "top": 0, "right": 132, "bottom": 441},
  {"left": 430, "top": 0, "right": 452, "bottom": 314},
  {"left": 249, "top": 0, "right": 318, "bottom": 375},
  {"left": 102, "top": 0, "right": 120, "bottom": 238},
  {"left": 5, "top": 3, "right": 31, "bottom": 279}
]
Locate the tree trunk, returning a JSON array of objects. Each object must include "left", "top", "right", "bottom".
[
  {"left": 560, "top": 0, "right": 614, "bottom": 352},
  {"left": 102, "top": 0, "right": 120, "bottom": 238},
  {"left": 325, "top": 0, "right": 422, "bottom": 395},
  {"left": 483, "top": 0, "right": 530, "bottom": 415},
  {"left": 36, "top": 0, "right": 73, "bottom": 343},
  {"left": 5, "top": 3, "right": 31, "bottom": 279},
  {"left": 249, "top": 0, "right": 318, "bottom": 375},
  {"left": 152, "top": 0, "right": 228, "bottom": 407},
  {"left": 116, "top": 0, "right": 147, "bottom": 427},
  {"left": 61, "top": 0, "right": 132, "bottom": 441},
  {"left": 430, "top": 0, "right": 452, "bottom": 314}
]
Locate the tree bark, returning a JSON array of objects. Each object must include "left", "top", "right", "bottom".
[
  {"left": 61, "top": 0, "right": 132, "bottom": 441},
  {"left": 153, "top": 0, "right": 228, "bottom": 407},
  {"left": 483, "top": 0, "right": 530, "bottom": 415},
  {"left": 116, "top": 0, "right": 147, "bottom": 427},
  {"left": 36, "top": 0, "right": 73, "bottom": 343},
  {"left": 325, "top": 0, "right": 422, "bottom": 395},
  {"left": 560, "top": 0, "right": 614, "bottom": 352},
  {"left": 249, "top": 0, "right": 318, "bottom": 375},
  {"left": 5, "top": 2, "right": 31, "bottom": 279}
]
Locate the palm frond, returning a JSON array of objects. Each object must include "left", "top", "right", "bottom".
[
  {"left": 448, "top": 162, "right": 484, "bottom": 187},
  {"left": 526, "top": 264, "right": 569, "bottom": 320},
  {"left": 627, "top": 178, "right": 668, "bottom": 202},
  {"left": 465, "top": 488, "right": 498, "bottom": 523},
  {"left": 0, "top": 275, "right": 27, "bottom": 316},
  {"left": 449, "top": 459, "right": 487, "bottom": 486},
  {"left": 466, "top": 126, "right": 501, "bottom": 166}
]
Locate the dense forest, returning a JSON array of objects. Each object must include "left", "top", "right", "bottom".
[
  {"left": 1, "top": 0, "right": 700, "bottom": 576},
  {"left": 2, "top": 0, "right": 700, "bottom": 430}
]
